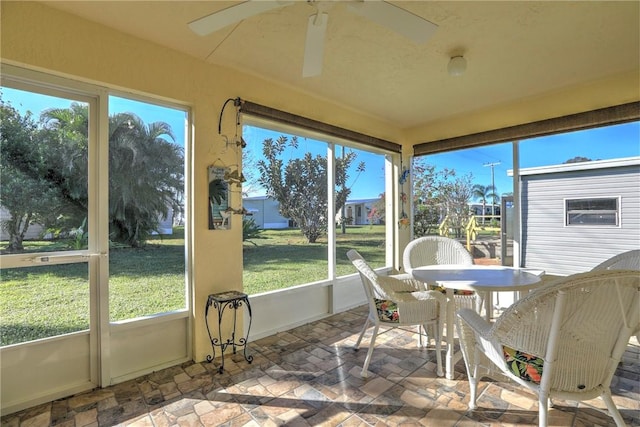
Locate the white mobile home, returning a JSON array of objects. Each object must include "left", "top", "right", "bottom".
[
  {"left": 242, "top": 196, "right": 291, "bottom": 229},
  {"left": 244, "top": 197, "right": 383, "bottom": 229},
  {"left": 337, "top": 198, "right": 382, "bottom": 225},
  {"left": 517, "top": 157, "right": 640, "bottom": 276}
]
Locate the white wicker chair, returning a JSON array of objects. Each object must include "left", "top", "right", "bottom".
[
  {"left": 347, "top": 249, "right": 446, "bottom": 377},
  {"left": 403, "top": 236, "right": 479, "bottom": 312},
  {"left": 456, "top": 269, "right": 640, "bottom": 427},
  {"left": 592, "top": 249, "right": 640, "bottom": 271},
  {"left": 592, "top": 249, "right": 640, "bottom": 342}
]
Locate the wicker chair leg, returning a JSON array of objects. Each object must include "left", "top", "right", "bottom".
[
  {"left": 354, "top": 318, "right": 370, "bottom": 350},
  {"left": 601, "top": 390, "right": 627, "bottom": 427},
  {"left": 538, "top": 395, "right": 549, "bottom": 427},
  {"left": 468, "top": 374, "right": 478, "bottom": 409},
  {"left": 361, "top": 324, "right": 380, "bottom": 377}
]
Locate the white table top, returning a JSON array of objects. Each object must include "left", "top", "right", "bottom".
[{"left": 410, "top": 264, "right": 544, "bottom": 292}]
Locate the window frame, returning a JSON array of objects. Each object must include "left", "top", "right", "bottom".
[
  {"left": 241, "top": 115, "right": 398, "bottom": 289},
  {"left": 564, "top": 196, "right": 620, "bottom": 227}
]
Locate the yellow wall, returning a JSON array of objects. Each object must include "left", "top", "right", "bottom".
[{"left": 0, "top": 1, "right": 405, "bottom": 362}]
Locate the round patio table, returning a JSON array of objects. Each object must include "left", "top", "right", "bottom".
[{"left": 411, "top": 264, "right": 544, "bottom": 379}]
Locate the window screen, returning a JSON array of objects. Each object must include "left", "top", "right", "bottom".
[{"left": 566, "top": 198, "right": 619, "bottom": 226}]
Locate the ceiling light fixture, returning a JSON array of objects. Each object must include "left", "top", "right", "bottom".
[{"left": 447, "top": 55, "right": 467, "bottom": 77}]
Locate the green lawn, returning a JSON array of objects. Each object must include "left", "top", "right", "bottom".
[
  {"left": 0, "top": 225, "right": 386, "bottom": 345},
  {"left": 242, "top": 225, "right": 386, "bottom": 294},
  {"left": 0, "top": 229, "right": 188, "bottom": 346}
]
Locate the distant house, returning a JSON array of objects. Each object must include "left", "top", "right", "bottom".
[
  {"left": 154, "top": 207, "right": 174, "bottom": 235},
  {"left": 513, "top": 157, "right": 640, "bottom": 276},
  {"left": 468, "top": 203, "right": 500, "bottom": 217},
  {"left": 336, "top": 198, "right": 382, "bottom": 225},
  {"left": 243, "top": 196, "right": 383, "bottom": 229},
  {"left": 243, "top": 196, "right": 292, "bottom": 229},
  {"left": 1, "top": 207, "right": 175, "bottom": 241},
  {"left": 0, "top": 207, "right": 47, "bottom": 241}
]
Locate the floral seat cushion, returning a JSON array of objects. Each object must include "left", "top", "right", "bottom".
[
  {"left": 374, "top": 298, "right": 399, "bottom": 322},
  {"left": 432, "top": 285, "right": 474, "bottom": 296},
  {"left": 503, "top": 346, "right": 544, "bottom": 384}
]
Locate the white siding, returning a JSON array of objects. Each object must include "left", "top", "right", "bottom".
[
  {"left": 0, "top": 207, "right": 47, "bottom": 241},
  {"left": 243, "top": 197, "right": 289, "bottom": 229},
  {"left": 521, "top": 165, "right": 640, "bottom": 276}
]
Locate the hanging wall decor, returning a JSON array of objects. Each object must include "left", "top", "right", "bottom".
[
  {"left": 398, "top": 165, "right": 410, "bottom": 229},
  {"left": 208, "top": 165, "right": 231, "bottom": 230}
]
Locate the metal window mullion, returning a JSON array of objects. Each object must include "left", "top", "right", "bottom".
[
  {"left": 327, "top": 143, "right": 337, "bottom": 314},
  {"left": 95, "top": 91, "right": 111, "bottom": 387}
]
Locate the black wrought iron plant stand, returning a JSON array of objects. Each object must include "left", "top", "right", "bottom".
[{"left": 205, "top": 290, "right": 253, "bottom": 373}]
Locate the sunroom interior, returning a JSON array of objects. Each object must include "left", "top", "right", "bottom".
[{"left": 1, "top": 0, "right": 639, "bottom": 421}]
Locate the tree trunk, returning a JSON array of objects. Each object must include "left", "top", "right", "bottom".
[{"left": 6, "top": 212, "right": 31, "bottom": 252}]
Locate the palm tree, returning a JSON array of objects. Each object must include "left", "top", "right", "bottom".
[
  {"left": 2, "top": 102, "right": 184, "bottom": 250},
  {"left": 108, "top": 112, "right": 184, "bottom": 246},
  {"left": 40, "top": 103, "right": 91, "bottom": 218},
  {"left": 471, "top": 184, "right": 498, "bottom": 224}
]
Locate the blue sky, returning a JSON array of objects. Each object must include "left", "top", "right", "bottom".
[
  {"left": 426, "top": 122, "right": 640, "bottom": 197},
  {"left": 242, "top": 125, "right": 387, "bottom": 199},
  {"left": 3, "top": 86, "right": 639, "bottom": 200},
  {"left": 1, "top": 87, "right": 187, "bottom": 147},
  {"left": 246, "top": 121, "right": 640, "bottom": 200}
]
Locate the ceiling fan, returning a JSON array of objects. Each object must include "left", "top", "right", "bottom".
[{"left": 188, "top": 0, "right": 438, "bottom": 78}]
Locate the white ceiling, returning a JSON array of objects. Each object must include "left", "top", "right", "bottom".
[{"left": 44, "top": 1, "right": 640, "bottom": 130}]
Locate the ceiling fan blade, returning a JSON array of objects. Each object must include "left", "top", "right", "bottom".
[
  {"left": 302, "top": 12, "right": 328, "bottom": 78},
  {"left": 189, "top": 1, "right": 293, "bottom": 36},
  {"left": 347, "top": 1, "right": 437, "bottom": 44}
]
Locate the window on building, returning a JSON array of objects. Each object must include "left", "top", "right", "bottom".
[{"left": 565, "top": 198, "right": 619, "bottom": 226}]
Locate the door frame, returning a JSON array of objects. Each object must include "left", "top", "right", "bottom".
[{"left": 0, "top": 63, "right": 192, "bottom": 415}]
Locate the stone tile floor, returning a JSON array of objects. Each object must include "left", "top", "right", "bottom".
[{"left": 2, "top": 305, "right": 639, "bottom": 426}]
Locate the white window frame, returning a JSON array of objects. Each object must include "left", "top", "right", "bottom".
[
  {"left": 564, "top": 196, "right": 620, "bottom": 227},
  {"left": 242, "top": 115, "right": 398, "bottom": 280}
]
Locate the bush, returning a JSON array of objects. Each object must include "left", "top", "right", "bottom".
[{"left": 242, "top": 217, "right": 263, "bottom": 242}]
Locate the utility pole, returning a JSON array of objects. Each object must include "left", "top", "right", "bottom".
[{"left": 483, "top": 161, "right": 501, "bottom": 218}]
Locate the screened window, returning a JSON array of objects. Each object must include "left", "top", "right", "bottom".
[
  {"left": 565, "top": 198, "right": 619, "bottom": 226},
  {"left": 108, "top": 95, "right": 187, "bottom": 321},
  {"left": 1, "top": 86, "right": 92, "bottom": 345},
  {"left": 241, "top": 122, "right": 390, "bottom": 295}
]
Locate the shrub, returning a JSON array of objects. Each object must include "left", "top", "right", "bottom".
[{"left": 242, "top": 217, "right": 263, "bottom": 243}]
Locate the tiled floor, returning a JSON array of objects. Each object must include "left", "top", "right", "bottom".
[{"left": 2, "top": 305, "right": 639, "bottom": 427}]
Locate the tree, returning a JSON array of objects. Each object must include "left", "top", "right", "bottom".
[
  {"left": 108, "top": 112, "right": 184, "bottom": 247},
  {"left": 440, "top": 173, "right": 474, "bottom": 237},
  {"left": 564, "top": 156, "right": 592, "bottom": 164},
  {"left": 38, "top": 104, "right": 92, "bottom": 235},
  {"left": 1, "top": 100, "right": 184, "bottom": 250},
  {"left": 240, "top": 143, "right": 261, "bottom": 198},
  {"left": 471, "top": 184, "right": 498, "bottom": 224},
  {"left": 0, "top": 101, "right": 62, "bottom": 251},
  {"left": 257, "top": 135, "right": 361, "bottom": 243},
  {"left": 368, "top": 193, "right": 385, "bottom": 226},
  {"left": 338, "top": 145, "right": 365, "bottom": 233},
  {"left": 412, "top": 158, "right": 475, "bottom": 237}
]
